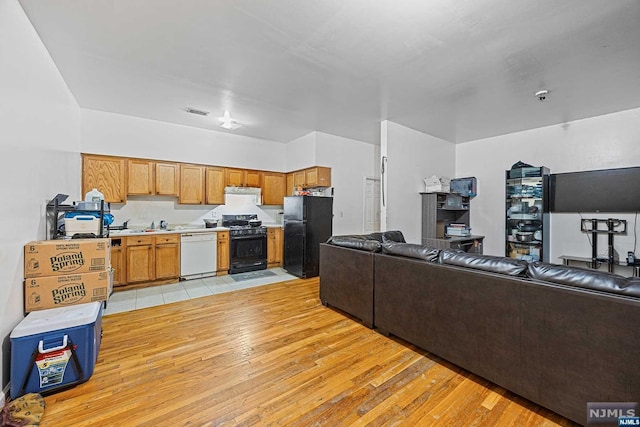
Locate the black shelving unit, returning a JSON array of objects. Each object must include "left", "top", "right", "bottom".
[
  {"left": 505, "top": 166, "right": 549, "bottom": 262},
  {"left": 421, "top": 192, "right": 484, "bottom": 253},
  {"left": 46, "top": 194, "right": 110, "bottom": 240}
]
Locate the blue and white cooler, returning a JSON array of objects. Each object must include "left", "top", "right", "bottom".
[{"left": 10, "top": 302, "right": 103, "bottom": 398}]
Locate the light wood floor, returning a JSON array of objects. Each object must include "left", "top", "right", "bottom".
[{"left": 40, "top": 278, "right": 578, "bottom": 426}]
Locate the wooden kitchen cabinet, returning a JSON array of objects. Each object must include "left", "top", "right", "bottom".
[
  {"left": 305, "top": 166, "right": 331, "bottom": 187},
  {"left": 127, "top": 159, "right": 154, "bottom": 195},
  {"left": 245, "top": 170, "right": 262, "bottom": 187},
  {"left": 267, "top": 227, "right": 283, "bottom": 266},
  {"left": 293, "top": 170, "right": 306, "bottom": 188},
  {"left": 205, "top": 166, "right": 225, "bottom": 205},
  {"left": 262, "top": 172, "right": 286, "bottom": 205},
  {"left": 127, "top": 159, "right": 179, "bottom": 196},
  {"left": 126, "top": 235, "right": 154, "bottom": 283},
  {"left": 217, "top": 231, "right": 230, "bottom": 274},
  {"left": 225, "top": 168, "right": 262, "bottom": 187},
  {"left": 82, "top": 154, "right": 127, "bottom": 203},
  {"left": 179, "top": 164, "right": 205, "bottom": 204},
  {"left": 155, "top": 234, "right": 180, "bottom": 280},
  {"left": 110, "top": 237, "right": 126, "bottom": 287},
  {"left": 155, "top": 162, "right": 179, "bottom": 196},
  {"left": 286, "top": 173, "right": 294, "bottom": 196}
]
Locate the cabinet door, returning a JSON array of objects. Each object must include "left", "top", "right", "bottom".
[
  {"left": 275, "top": 227, "right": 283, "bottom": 264},
  {"left": 293, "top": 171, "right": 306, "bottom": 188},
  {"left": 245, "top": 170, "right": 262, "bottom": 188},
  {"left": 267, "top": 228, "right": 276, "bottom": 264},
  {"left": 205, "top": 167, "right": 225, "bottom": 205},
  {"left": 82, "top": 154, "right": 127, "bottom": 203},
  {"left": 155, "top": 236, "right": 180, "bottom": 280},
  {"left": 286, "top": 173, "right": 294, "bottom": 196},
  {"left": 128, "top": 159, "right": 154, "bottom": 195},
  {"left": 262, "top": 172, "right": 286, "bottom": 205},
  {"left": 155, "top": 162, "right": 179, "bottom": 196},
  {"left": 179, "top": 164, "right": 205, "bottom": 204},
  {"left": 110, "top": 238, "right": 126, "bottom": 286},
  {"left": 217, "top": 231, "right": 230, "bottom": 272},
  {"left": 126, "top": 244, "right": 154, "bottom": 283},
  {"left": 305, "top": 167, "right": 331, "bottom": 187},
  {"left": 225, "top": 168, "right": 245, "bottom": 187},
  {"left": 267, "top": 228, "right": 283, "bottom": 266}
]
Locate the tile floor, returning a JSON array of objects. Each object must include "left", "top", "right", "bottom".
[{"left": 104, "top": 267, "right": 297, "bottom": 316}]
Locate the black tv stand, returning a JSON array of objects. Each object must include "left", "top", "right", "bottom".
[{"left": 580, "top": 218, "right": 627, "bottom": 273}]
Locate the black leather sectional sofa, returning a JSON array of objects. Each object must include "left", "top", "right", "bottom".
[{"left": 319, "top": 232, "right": 640, "bottom": 426}]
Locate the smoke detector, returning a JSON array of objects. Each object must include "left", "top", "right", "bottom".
[{"left": 220, "top": 111, "right": 242, "bottom": 130}]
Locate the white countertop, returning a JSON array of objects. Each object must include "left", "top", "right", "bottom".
[{"left": 109, "top": 223, "right": 282, "bottom": 236}]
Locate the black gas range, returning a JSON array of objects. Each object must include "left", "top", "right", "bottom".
[{"left": 221, "top": 214, "right": 268, "bottom": 274}]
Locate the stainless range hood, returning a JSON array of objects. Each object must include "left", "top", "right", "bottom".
[{"left": 224, "top": 186, "right": 262, "bottom": 206}]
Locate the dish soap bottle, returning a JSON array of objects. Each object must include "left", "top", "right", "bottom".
[{"left": 85, "top": 188, "right": 105, "bottom": 202}]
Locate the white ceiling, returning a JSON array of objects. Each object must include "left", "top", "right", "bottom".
[{"left": 17, "top": 0, "right": 640, "bottom": 144}]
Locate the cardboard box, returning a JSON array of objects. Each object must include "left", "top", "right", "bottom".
[
  {"left": 24, "top": 271, "right": 110, "bottom": 312},
  {"left": 24, "top": 239, "right": 111, "bottom": 278},
  {"left": 423, "top": 175, "right": 451, "bottom": 193}
]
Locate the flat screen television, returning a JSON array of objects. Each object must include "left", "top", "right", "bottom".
[{"left": 549, "top": 167, "right": 640, "bottom": 213}]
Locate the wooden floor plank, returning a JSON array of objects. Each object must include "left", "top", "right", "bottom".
[{"left": 37, "top": 277, "right": 579, "bottom": 427}]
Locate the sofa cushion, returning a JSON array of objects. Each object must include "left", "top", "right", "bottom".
[
  {"left": 365, "top": 230, "right": 406, "bottom": 243},
  {"left": 527, "top": 262, "right": 640, "bottom": 297},
  {"left": 439, "top": 250, "right": 529, "bottom": 276},
  {"left": 381, "top": 230, "right": 406, "bottom": 243},
  {"left": 381, "top": 242, "right": 439, "bottom": 262},
  {"left": 326, "top": 235, "right": 382, "bottom": 252}
]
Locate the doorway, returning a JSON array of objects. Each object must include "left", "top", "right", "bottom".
[{"left": 363, "top": 177, "right": 381, "bottom": 233}]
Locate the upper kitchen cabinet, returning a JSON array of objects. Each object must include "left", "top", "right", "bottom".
[
  {"left": 127, "top": 159, "right": 153, "bottom": 195},
  {"left": 82, "top": 154, "right": 127, "bottom": 204},
  {"left": 262, "top": 172, "right": 286, "bottom": 205},
  {"left": 205, "top": 166, "right": 225, "bottom": 205},
  {"left": 128, "top": 159, "right": 179, "bottom": 196},
  {"left": 305, "top": 167, "right": 331, "bottom": 187},
  {"left": 293, "top": 170, "right": 306, "bottom": 188},
  {"left": 225, "top": 168, "right": 262, "bottom": 187},
  {"left": 155, "top": 162, "right": 179, "bottom": 196},
  {"left": 179, "top": 164, "right": 205, "bottom": 204},
  {"left": 288, "top": 166, "right": 332, "bottom": 189}
]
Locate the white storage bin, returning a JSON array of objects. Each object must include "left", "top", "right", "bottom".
[{"left": 64, "top": 215, "right": 100, "bottom": 237}]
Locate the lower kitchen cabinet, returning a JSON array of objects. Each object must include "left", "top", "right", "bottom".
[
  {"left": 126, "top": 236, "right": 155, "bottom": 283},
  {"left": 267, "top": 227, "right": 283, "bottom": 266},
  {"left": 155, "top": 234, "right": 180, "bottom": 280},
  {"left": 120, "top": 234, "right": 181, "bottom": 285},
  {"left": 110, "top": 237, "right": 126, "bottom": 287},
  {"left": 217, "top": 231, "right": 229, "bottom": 274}
]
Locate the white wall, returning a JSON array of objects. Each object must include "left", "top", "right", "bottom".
[
  {"left": 0, "top": 0, "right": 81, "bottom": 397},
  {"left": 382, "top": 121, "right": 456, "bottom": 243},
  {"left": 315, "top": 132, "right": 377, "bottom": 235},
  {"left": 284, "top": 131, "right": 378, "bottom": 235},
  {"left": 456, "top": 107, "right": 640, "bottom": 266},
  {"left": 285, "top": 132, "right": 318, "bottom": 172},
  {"left": 81, "top": 109, "right": 287, "bottom": 171}
]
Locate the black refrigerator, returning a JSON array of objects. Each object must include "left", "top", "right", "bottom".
[{"left": 283, "top": 196, "right": 333, "bottom": 278}]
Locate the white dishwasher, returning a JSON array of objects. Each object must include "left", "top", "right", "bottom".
[{"left": 180, "top": 232, "right": 217, "bottom": 279}]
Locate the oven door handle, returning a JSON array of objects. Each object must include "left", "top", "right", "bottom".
[{"left": 231, "top": 234, "right": 267, "bottom": 240}]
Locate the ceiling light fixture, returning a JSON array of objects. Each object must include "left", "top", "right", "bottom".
[
  {"left": 535, "top": 89, "right": 549, "bottom": 102},
  {"left": 220, "top": 110, "right": 242, "bottom": 130}
]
